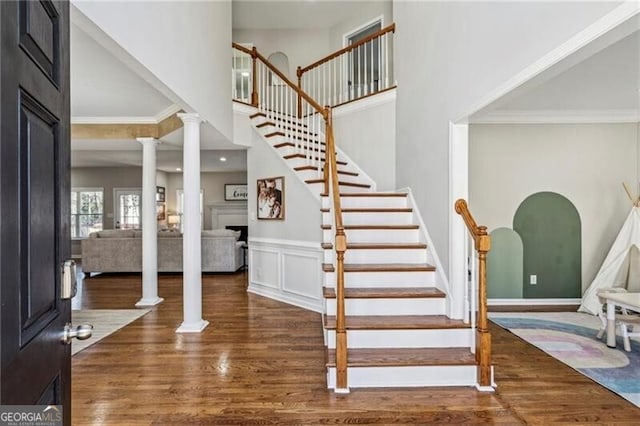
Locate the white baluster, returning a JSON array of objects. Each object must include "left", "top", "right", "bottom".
[{"left": 385, "top": 33, "right": 390, "bottom": 88}]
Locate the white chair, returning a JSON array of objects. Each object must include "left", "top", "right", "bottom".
[{"left": 596, "top": 288, "right": 640, "bottom": 351}]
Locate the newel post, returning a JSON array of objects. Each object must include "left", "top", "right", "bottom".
[
  {"left": 476, "top": 226, "right": 492, "bottom": 388},
  {"left": 296, "top": 66, "right": 303, "bottom": 119},
  {"left": 335, "top": 228, "right": 348, "bottom": 391},
  {"left": 251, "top": 47, "right": 259, "bottom": 107}
]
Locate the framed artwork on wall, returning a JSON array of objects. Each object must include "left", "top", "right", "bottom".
[
  {"left": 257, "top": 176, "right": 284, "bottom": 220},
  {"left": 156, "top": 203, "right": 166, "bottom": 221},
  {"left": 225, "top": 184, "right": 248, "bottom": 201},
  {"left": 156, "top": 186, "right": 165, "bottom": 202}
]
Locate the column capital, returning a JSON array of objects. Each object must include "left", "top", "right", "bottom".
[
  {"left": 137, "top": 137, "right": 161, "bottom": 147},
  {"left": 177, "top": 113, "right": 202, "bottom": 124}
]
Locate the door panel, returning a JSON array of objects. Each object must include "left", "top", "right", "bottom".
[{"left": 1, "top": 1, "right": 71, "bottom": 423}]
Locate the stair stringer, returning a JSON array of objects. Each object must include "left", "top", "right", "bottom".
[{"left": 397, "top": 187, "right": 457, "bottom": 319}]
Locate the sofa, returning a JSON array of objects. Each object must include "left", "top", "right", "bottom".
[{"left": 81, "top": 228, "right": 245, "bottom": 273}]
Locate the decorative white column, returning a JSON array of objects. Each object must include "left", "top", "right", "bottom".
[
  {"left": 176, "top": 113, "right": 209, "bottom": 333},
  {"left": 136, "top": 137, "right": 164, "bottom": 307}
]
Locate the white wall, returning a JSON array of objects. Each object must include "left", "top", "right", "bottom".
[
  {"left": 393, "top": 0, "right": 624, "bottom": 277},
  {"left": 328, "top": 1, "right": 392, "bottom": 50},
  {"left": 469, "top": 122, "right": 639, "bottom": 291},
  {"left": 246, "top": 127, "right": 323, "bottom": 311},
  {"left": 72, "top": 0, "right": 232, "bottom": 140},
  {"left": 333, "top": 91, "right": 396, "bottom": 190}
]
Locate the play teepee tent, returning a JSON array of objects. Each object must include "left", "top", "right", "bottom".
[{"left": 579, "top": 206, "right": 640, "bottom": 315}]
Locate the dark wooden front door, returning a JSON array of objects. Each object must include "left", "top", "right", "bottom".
[{"left": 1, "top": 0, "right": 71, "bottom": 424}]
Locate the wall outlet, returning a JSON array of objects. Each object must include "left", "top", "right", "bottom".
[{"left": 530, "top": 275, "right": 537, "bottom": 285}]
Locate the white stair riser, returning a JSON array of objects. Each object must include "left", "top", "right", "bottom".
[
  {"left": 322, "top": 212, "right": 413, "bottom": 226},
  {"left": 323, "top": 248, "right": 427, "bottom": 264},
  {"left": 309, "top": 182, "right": 370, "bottom": 194},
  {"left": 325, "top": 298, "right": 445, "bottom": 316},
  {"left": 322, "top": 196, "right": 408, "bottom": 209},
  {"left": 275, "top": 144, "right": 326, "bottom": 158},
  {"left": 284, "top": 157, "right": 328, "bottom": 169},
  {"left": 323, "top": 228, "right": 419, "bottom": 243},
  {"left": 298, "top": 170, "right": 361, "bottom": 185},
  {"left": 326, "top": 328, "right": 471, "bottom": 349},
  {"left": 327, "top": 366, "right": 477, "bottom": 388},
  {"left": 324, "top": 271, "right": 436, "bottom": 288}
]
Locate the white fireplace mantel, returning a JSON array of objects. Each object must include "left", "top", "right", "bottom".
[{"left": 209, "top": 202, "right": 248, "bottom": 229}]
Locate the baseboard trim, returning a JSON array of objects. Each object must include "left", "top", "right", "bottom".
[
  {"left": 248, "top": 282, "right": 323, "bottom": 313},
  {"left": 489, "top": 298, "right": 581, "bottom": 306}
]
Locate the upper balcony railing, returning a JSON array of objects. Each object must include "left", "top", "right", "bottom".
[{"left": 297, "top": 23, "right": 395, "bottom": 109}]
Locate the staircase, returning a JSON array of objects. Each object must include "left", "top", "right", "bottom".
[{"left": 249, "top": 111, "right": 480, "bottom": 390}]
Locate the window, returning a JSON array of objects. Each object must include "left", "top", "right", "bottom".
[
  {"left": 71, "top": 188, "right": 104, "bottom": 238},
  {"left": 176, "top": 189, "right": 204, "bottom": 232},
  {"left": 345, "top": 18, "right": 383, "bottom": 99},
  {"left": 114, "top": 188, "right": 142, "bottom": 229}
]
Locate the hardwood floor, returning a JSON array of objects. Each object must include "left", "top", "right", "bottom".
[{"left": 72, "top": 272, "right": 640, "bottom": 425}]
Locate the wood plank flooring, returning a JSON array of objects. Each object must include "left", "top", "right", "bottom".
[{"left": 72, "top": 272, "right": 640, "bottom": 425}]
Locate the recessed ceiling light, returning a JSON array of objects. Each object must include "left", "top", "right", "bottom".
[
  {"left": 176, "top": 167, "right": 182, "bottom": 171},
  {"left": 219, "top": 157, "right": 227, "bottom": 162}
]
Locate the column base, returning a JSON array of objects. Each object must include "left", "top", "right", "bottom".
[
  {"left": 135, "top": 297, "right": 164, "bottom": 307},
  {"left": 176, "top": 319, "right": 209, "bottom": 333}
]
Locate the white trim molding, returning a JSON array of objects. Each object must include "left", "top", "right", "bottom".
[
  {"left": 473, "top": 109, "right": 640, "bottom": 124},
  {"left": 71, "top": 104, "right": 183, "bottom": 125},
  {"left": 489, "top": 298, "right": 582, "bottom": 306},
  {"left": 333, "top": 88, "right": 396, "bottom": 118},
  {"left": 247, "top": 237, "right": 323, "bottom": 313}
]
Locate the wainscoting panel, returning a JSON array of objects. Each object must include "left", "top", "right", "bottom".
[{"left": 248, "top": 238, "right": 323, "bottom": 312}]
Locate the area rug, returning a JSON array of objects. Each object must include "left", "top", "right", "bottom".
[
  {"left": 490, "top": 312, "right": 640, "bottom": 407},
  {"left": 71, "top": 309, "right": 151, "bottom": 355}
]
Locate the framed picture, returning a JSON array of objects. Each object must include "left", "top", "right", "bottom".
[
  {"left": 257, "top": 176, "right": 284, "bottom": 220},
  {"left": 156, "top": 186, "right": 165, "bottom": 202},
  {"left": 156, "top": 203, "right": 165, "bottom": 221},
  {"left": 225, "top": 184, "right": 248, "bottom": 201}
]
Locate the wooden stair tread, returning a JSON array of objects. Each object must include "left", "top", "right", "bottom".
[
  {"left": 320, "top": 207, "right": 411, "bottom": 213},
  {"left": 321, "top": 192, "right": 407, "bottom": 197},
  {"left": 283, "top": 153, "right": 347, "bottom": 166},
  {"left": 324, "top": 314, "right": 468, "bottom": 330},
  {"left": 321, "top": 242, "right": 427, "bottom": 250},
  {"left": 257, "top": 121, "right": 318, "bottom": 135},
  {"left": 250, "top": 112, "right": 308, "bottom": 127},
  {"left": 274, "top": 142, "right": 326, "bottom": 153},
  {"left": 322, "top": 263, "right": 435, "bottom": 272},
  {"left": 321, "top": 224, "right": 419, "bottom": 230},
  {"left": 296, "top": 166, "right": 358, "bottom": 177},
  {"left": 323, "top": 287, "right": 445, "bottom": 299},
  {"left": 307, "top": 179, "right": 370, "bottom": 188},
  {"left": 326, "top": 348, "right": 476, "bottom": 367},
  {"left": 265, "top": 131, "right": 286, "bottom": 138}
]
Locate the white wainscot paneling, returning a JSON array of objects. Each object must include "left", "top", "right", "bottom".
[
  {"left": 248, "top": 238, "right": 323, "bottom": 313},
  {"left": 250, "top": 247, "right": 279, "bottom": 289},
  {"left": 282, "top": 251, "right": 322, "bottom": 300}
]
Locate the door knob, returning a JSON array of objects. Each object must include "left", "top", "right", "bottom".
[{"left": 61, "top": 323, "right": 93, "bottom": 345}]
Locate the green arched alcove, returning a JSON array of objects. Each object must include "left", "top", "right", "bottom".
[
  {"left": 513, "top": 192, "right": 581, "bottom": 298},
  {"left": 487, "top": 228, "right": 523, "bottom": 299}
]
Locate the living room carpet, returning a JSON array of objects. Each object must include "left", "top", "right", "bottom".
[
  {"left": 490, "top": 312, "right": 640, "bottom": 407},
  {"left": 71, "top": 309, "right": 150, "bottom": 355}
]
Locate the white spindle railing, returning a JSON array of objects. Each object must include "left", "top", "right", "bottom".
[
  {"left": 298, "top": 23, "right": 395, "bottom": 108},
  {"left": 233, "top": 44, "right": 326, "bottom": 178}
]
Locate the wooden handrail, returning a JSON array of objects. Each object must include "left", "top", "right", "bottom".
[
  {"left": 232, "top": 43, "right": 327, "bottom": 120},
  {"left": 454, "top": 199, "right": 492, "bottom": 389},
  {"left": 324, "top": 107, "right": 347, "bottom": 390},
  {"left": 232, "top": 42, "right": 348, "bottom": 390},
  {"left": 299, "top": 23, "right": 395, "bottom": 75}
]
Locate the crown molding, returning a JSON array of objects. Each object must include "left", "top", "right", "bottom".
[
  {"left": 473, "top": 109, "right": 640, "bottom": 124},
  {"left": 71, "top": 104, "right": 183, "bottom": 125}
]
